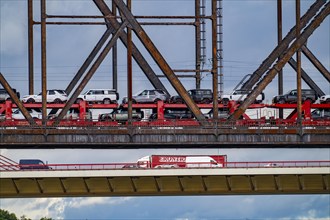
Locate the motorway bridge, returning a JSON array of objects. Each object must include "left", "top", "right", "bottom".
[{"left": 1, "top": 160, "right": 329, "bottom": 198}]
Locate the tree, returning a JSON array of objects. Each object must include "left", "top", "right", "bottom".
[
  {"left": 0, "top": 209, "right": 53, "bottom": 220},
  {"left": 0, "top": 209, "right": 18, "bottom": 220},
  {"left": 20, "top": 215, "right": 31, "bottom": 220}
]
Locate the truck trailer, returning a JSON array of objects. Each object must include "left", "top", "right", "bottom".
[{"left": 137, "top": 155, "right": 227, "bottom": 168}]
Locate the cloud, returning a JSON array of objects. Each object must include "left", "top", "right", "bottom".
[
  {"left": 67, "top": 197, "right": 132, "bottom": 208},
  {"left": 0, "top": 198, "right": 66, "bottom": 219}
]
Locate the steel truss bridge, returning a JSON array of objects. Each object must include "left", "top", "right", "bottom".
[
  {"left": 1, "top": 160, "right": 329, "bottom": 198},
  {"left": 0, "top": 0, "right": 329, "bottom": 137}
]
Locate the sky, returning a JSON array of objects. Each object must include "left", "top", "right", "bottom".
[{"left": 0, "top": 0, "right": 330, "bottom": 219}]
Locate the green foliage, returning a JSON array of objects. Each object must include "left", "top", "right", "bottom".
[
  {"left": 0, "top": 209, "right": 53, "bottom": 220},
  {"left": 0, "top": 209, "right": 18, "bottom": 220}
]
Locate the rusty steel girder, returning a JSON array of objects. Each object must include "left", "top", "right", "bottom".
[{"left": 230, "top": 1, "right": 330, "bottom": 120}]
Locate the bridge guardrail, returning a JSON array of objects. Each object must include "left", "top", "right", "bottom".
[{"left": 1, "top": 160, "right": 329, "bottom": 171}]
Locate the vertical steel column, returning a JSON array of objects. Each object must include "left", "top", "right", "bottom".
[
  {"left": 195, "top": 0, "right": 201, "bottom": 89},
  {"left": 277, "top": 0, "right": 283, "bottom": 119},
  {"left": 296, "top": 0, "right": 302, "bottom": 124},
  {"left": 28, "top": 0, "right": 34, "bottom": 95},
  {"left": 41, "top": 0, "right": 47, "bottom": 125},
  {"left": 112, "top": 1, "right": 118, "bottom": 91},
  {"left": 218, "top": 0, "right": 224, "bottom": 96},
  {"left": 127, "top": 0, "right": 133, "bottom": 122},
  {"left": 212, "top": 0, "right": 218, "bottom": 119}
]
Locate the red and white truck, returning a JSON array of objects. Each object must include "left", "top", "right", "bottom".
[{"left": 137, "top": 155, "right": 227, "bottom": 168}]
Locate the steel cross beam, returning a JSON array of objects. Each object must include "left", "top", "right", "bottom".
[
  {"left": 0, "top": 73, "right": 36, "bottom": 125},
  {"left": 301, "top": 45, "right": 330, "bottom": 83},
  {"left": 111, "top": 0, "right": 206, "bottom": 123},
  {"left": 229, "top": 1, "right": 330, "bottom": 120},
  {"left": 53, "top": 21, "right": 128, "bottom": 125},
  {"left": 93, "top": 0, "right": 169, "bottom": 95},
  {"left": 288, "top": 58, "right": 325, "bottom": 96},
  {"left": 240, "top": 0, "right": 326, "bottom": 91}
]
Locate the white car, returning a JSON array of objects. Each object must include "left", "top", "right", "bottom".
[
  {"left": 219, "top": 89, "right": 264, "bottom": 105},
  {"left": 319, "top": 95, "right": 330, "bottom": 104},
  {"left": 22, "top": 90, "right": 68, "bottom": 104},
  {"left": 12, "top": 109, "right": 42, "bottom": 120},
  {"left": 76, "top": 89, "right": 119, "bottom": 104}
]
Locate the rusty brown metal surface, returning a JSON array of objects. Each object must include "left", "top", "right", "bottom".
[
  {"left": 28, "top": 0, "right": 34, "bottom": 95},
  {"left": 195, "top": 0, "right": 201, "bottom": 89},
  {"left": 296, "top": 0, "right": 302, "bottom": 125},
  {"left": 277, "top": 0, "right": 283, "bottom": 119},
  {"left": 127, "top": 0, "right": 133, "bottom": 122},
  {"left": 112, "top": 0, "right": 206, "bottom": 124},
  {"left": 0, "top": 126, "right": 329, "bottom": 148},
  {"left": 112, "top": 0, "right": 118, "bottom": 91},
  {"left": 301, "top": 45, "right": 330, "bottom": 83},
  {"left": 212, "top": 0, "right": 218, "bottom": 119},
  {"left": 93, "top": 0, "right": 170, "bottom": 95},
  {"left": 240, "top": 0, "right": 326, "bottom": 91},
  {"left": 230, "top": 1, "right": 330, "bottom": 120},
  {"left": 41, "top": 0, "right": 47, "bottom": 125}
]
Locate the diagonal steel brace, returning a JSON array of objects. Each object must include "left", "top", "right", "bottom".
[{"left": 0, "top": 73, "right": 36, "bottom": 125}]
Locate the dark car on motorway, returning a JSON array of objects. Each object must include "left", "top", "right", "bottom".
[
  {"left": 19, "top": 159, "right": 51, "bottom": 170},
  {"left": 170, "top": 89, "right": 213, "bottom": 104}
]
